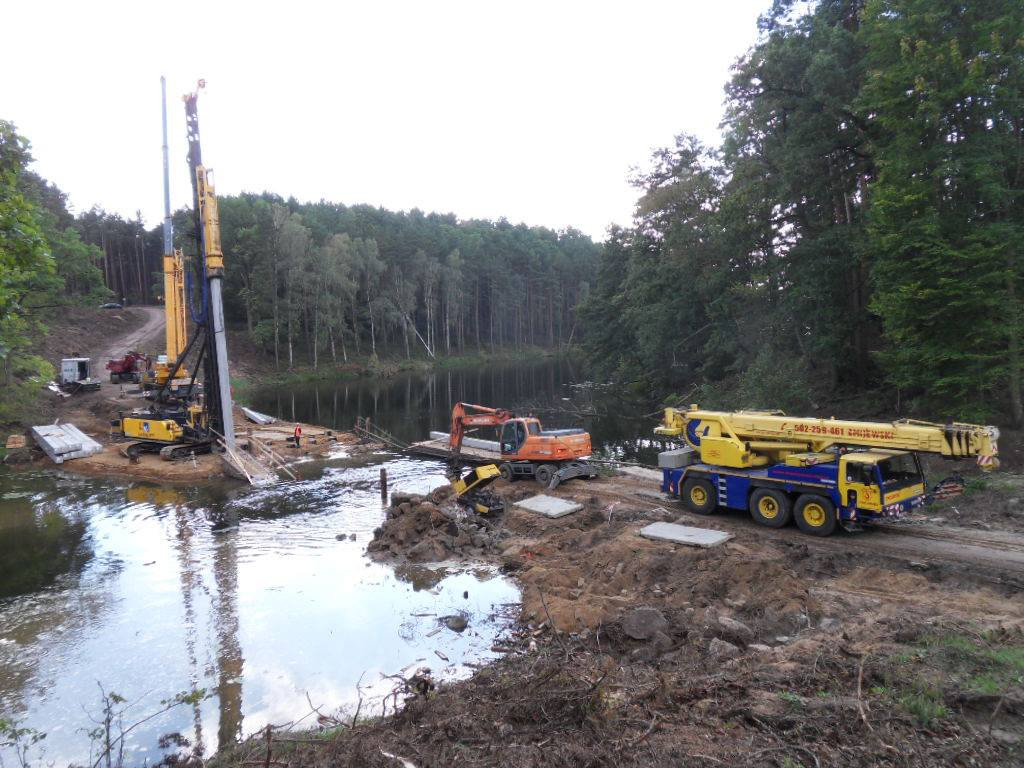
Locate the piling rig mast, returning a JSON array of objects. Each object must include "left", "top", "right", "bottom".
[
  {"left": 148, "top": 76, "right": 190, "bottom": 390},
  {"left": 180, "top": 82, "right": 235, "bottom": 449},
  {"left": 132, "top": 81, "right": 237, "bottom": 454}
]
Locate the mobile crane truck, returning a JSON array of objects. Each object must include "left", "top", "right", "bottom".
[{"left": 655, "top": 405, "right": 999, "bottom": 536}]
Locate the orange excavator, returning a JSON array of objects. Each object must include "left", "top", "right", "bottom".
[{"left": 448, "top": 402, "right": 596, "bottom": 488}]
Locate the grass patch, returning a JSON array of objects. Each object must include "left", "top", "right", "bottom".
[
  {"left": 963, "top": 475, "right": 992, "bottom": 494},
  {"left": 899, "top": 684, "right": 948, "bottom": 726},
  {"left": 779, "top": 691, "right": 804, "bottom": 709},
  {"left": 884, "top": 630, "right": 1024, "bottom": 725},
  {"left": 921, "top": 632, "right": 1024, "bottom": 695}
]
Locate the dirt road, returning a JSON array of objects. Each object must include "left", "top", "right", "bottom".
[
  {"left": 587, "top": 474, "right": 1024, "bottom": 587},
  {"left": 98, "top": 305, "right": 165, "bottom": 369}
]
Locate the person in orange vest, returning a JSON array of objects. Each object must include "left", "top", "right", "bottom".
[{"left": 293, "top": 424, "right": 302, "bottom": 449}]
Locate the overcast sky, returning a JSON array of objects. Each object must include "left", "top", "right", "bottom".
[{"left": 4, "top": 1, "right": 768, "bottom": 241}]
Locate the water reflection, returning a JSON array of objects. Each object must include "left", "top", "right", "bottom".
[
  {"left": 0, "top": 457, "right": 519, "bottom": 766},
  {"left": 0, "top": 475, "right": 92, "bottom": 599},
  {"left": 249, "top": 358, "right": 658, "bottom": 464},
  {"left": 173, "top": 502, "right": 207, "bottom": 756}
]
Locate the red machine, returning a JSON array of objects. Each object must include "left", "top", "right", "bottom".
[
  {"left": 106, "top": 351, "right": 149, "bottom": 384},
  {"left": 448, "top": 402, "right": 596, "bottom": 488}
]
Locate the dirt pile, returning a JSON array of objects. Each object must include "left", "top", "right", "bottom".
[
  {"left": 211, "top": 610, "right": 1024, "bottom": 768},
  {"left": 367, "top": 487, "right": 512, "bottom": 562},
  {"left": 501, "top": 501, "right": 817, "bottom": 636}
]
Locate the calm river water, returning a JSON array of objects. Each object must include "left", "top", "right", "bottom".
[{"left": 0, "top": 358, "right": 655, "bottom": 766}]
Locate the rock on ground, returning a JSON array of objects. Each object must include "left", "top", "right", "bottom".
[
  {"left": 621, "top": 607, "right": 669, "bottom": 640},
  {"left": 708, "top": 637, "right": 741, "bottom": 659},
  {"left": 368, "top": 486, "right": 503, "bottom": 562},
  {"left": 716, "top": 615, "right": 754, "bottom": 645}
]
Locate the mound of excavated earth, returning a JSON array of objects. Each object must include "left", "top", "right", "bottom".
[{"left": 368, "top": 487, "right": 512, "bottom": 562}]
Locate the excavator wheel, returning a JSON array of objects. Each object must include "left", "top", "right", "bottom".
[
  {"left": 794, "top": 494, "right": 837, "bottom": 536},
  {"left": 682, "top": 477, "right": 717, "bottom": 515},
  {"left": 749, "top": 488, "right": 792, "bottom": 528},
  {"left": 534, "top": 463, "right": 557, "bottom": 486},
  {"left": 499, "top": 463, "right": 514, "bottom": 482}
]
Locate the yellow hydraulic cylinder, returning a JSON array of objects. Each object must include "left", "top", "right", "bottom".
[
  {"left": 195, "top": 166, "right": 223, "bottom": 275},
  {"left": 164, "top": 249, "right": 187, "bottom": 361},
  {"left": 151, "top": 249, "right": 189, "bottom": 387}
]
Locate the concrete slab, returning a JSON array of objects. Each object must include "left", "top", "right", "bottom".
[
  {"left": 638, "top": 522, "right": 733, "bottom": 548},
  {"left": 31, "top": 423, "right": 103, "bottom": 464},
  {"left": 514, "top": 494, "right": 583, "bottom": 518},
  {"left": 430, "top": 431, "right": 501, "bottom": 453}
]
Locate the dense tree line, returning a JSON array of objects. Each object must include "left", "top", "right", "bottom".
[
  {"left": 207, "top": 194, "right": 599, "bottom": 368},
  {"left": 0, "top": 121, "right": 109, "bottom": 421},
  {"left": 1, "top": 110, "right": 600, "bottom": 422},
  {"left": 579, "top": 0, "right": 1024, "bottom": 423}
]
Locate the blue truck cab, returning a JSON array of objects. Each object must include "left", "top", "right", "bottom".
[{"left": 661, "top": 449, "right": 927, "bottom": 536}]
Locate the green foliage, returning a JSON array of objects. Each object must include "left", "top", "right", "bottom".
[
  {"left": 0, "top": 121, "right": 56, "bottom": 424},
  {"left": 579, "top": 0, "right": 1024, "bottom": 424},
  {"left": 216, "top": 193, "right": 600, "bottom": 369},
  {"left": 899, "top": 684, "right": 948, "bottom": 726},
  {"left": 0, "top": 121, "right": 113, "bottom": 425},
  {"left": 861, "top": 0, "right": 1024, "bottom": 422},
  {"left": 0, "top": 715, "right": 46, "bottom": 768},
  {"left": 580, "top": 3, "right": 875, "bottom": 407}
]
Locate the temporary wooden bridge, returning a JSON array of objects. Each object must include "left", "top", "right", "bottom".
[{"left": 353, "top": 417, "right": 500, "bottom": 464}]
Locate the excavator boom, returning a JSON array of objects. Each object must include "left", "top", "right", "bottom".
[{"left": 449, "top": 402, "right": 512, "bottom": 455}]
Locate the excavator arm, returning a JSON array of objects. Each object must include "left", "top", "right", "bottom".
[
  {"left": 449, "top": 402, "right": 512, "bottom": 456},
  {"left": 656, "top": 406, "right": 999, "bottom": 469}
]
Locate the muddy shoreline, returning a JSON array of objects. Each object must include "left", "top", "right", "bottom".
[{"left": 206, "top": 470, "right": 1024, "bottom": 767}]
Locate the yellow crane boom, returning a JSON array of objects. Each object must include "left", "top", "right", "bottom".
[{"left": 655, "top": 406, "right": 999, "bottom": 470}]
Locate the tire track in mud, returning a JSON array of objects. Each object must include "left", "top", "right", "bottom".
[{"left": 569, "top": 477, "right": 1024, "bottom": 584}]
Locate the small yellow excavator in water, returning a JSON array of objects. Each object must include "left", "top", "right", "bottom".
[{"left": 453, "top": 464, "right": 504, "bottom": 514}]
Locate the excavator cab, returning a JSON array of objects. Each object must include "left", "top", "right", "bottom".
[{"left": 499, "top": 419, "right": 539, "bottom": 454}]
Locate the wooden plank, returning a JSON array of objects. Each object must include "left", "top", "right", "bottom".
[
  {"left": 429, "top": 431, "right": 501, "bottom": 452},
  {"left": 407, "top": 438, "right": 501, "bottom": 463}
]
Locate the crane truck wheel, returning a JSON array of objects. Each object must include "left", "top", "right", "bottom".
[
  {"left": 498, "top": 463, "right": 513, "bottom": 482},
  {"left": 794, "top": 494, "right": 837, "bottom": 536},
  {"left": 749, "top": 489, "right": 792, "bottom": 528},
  {"left": 681, "top": 477, "right": 717, "bottom": 515}
]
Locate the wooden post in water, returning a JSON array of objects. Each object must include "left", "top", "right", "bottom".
[{"left": 380, "top": 467, "right": 388, "bottom": 502}]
